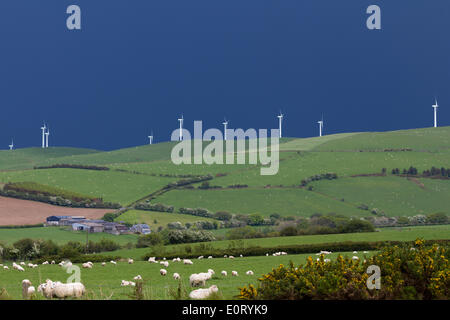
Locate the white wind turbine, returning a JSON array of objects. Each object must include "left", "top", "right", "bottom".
[
  {"left": 45, "top": 127, "right": 50, "bottom": 148},
  {"left": 148, "top": 131, "right": 154, "bottom": 145},
  {"left": 178, "top": 115, "right": 184, "bottom": 141},
  {"left": 8, "top": 139, "right": 14, "bottom": 150},
  {"left": 277, "top": 111, "right": 284, "bottom": 138},
  {"left": 317, "top": 115, "right": 324, "bottom": 137},
  {"left": 40, "top": 123, "right": 46, "bottom": 148},
  {"left": 432, "top": 99, "right": 439, "bottom": 128},
  {"left": 222, "top": 118, "right": 229, "bottom": 140}
]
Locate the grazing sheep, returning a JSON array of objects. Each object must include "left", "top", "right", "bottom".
[
  {"left": 246, "top": 270, "right": 254, "bottom": 276},
  {"left": 101, "top": 262, "right": 106, "bottom": 267},
  {"left": 281, "top": 252, "right": 287, "bottom": 255},
  {"left": 183, "top": 259, "right": 193, "bottom": 265},
  {"left": 352, "top": 256, "right": 359, "bottom": 260},
  {"left": 363, "top": 251, "right": 369, "bottom": 254},
  {"left": 231, "top": 271, "right": 238, "bottom": 277},
  {"left": 133, "top": 275, "right": 142, "bottom": 281},
  {"left": 353, "top": 251, "right": 358, "bottom": 254},
  {"left": 3, "top": 266, "right": 9, "bottom": 270},
  {"left": 121, "top": 280, "right": 136, "bottom": 287},
  {"left": 148, "top": 257, "right": 158, "bottom": 263},
  {"left": 110, "top": 260, "right": 117, "bottom": 265},
  {"left": 160, "top": 269, "right": 167, "bottom": 276},
  {"left": 163, "top": 257, "right": 166, "bottom": 260},
  {"left": 27, "top": 263, "right": 34, "bottom": 268},
  {"left": 208, "top": 256, "right": 213, "bottom": 259},
  {"left": 189, "top": 271, "right": 213, "bottom": 287},
  {"left": 189, "top": 285, "right": 219, "bottom": 300},
  {"left": 198, "top": 256, "right": 204, "bottom": 259},
  {"left": 160, "top": 261, "right": 169, "bottom": 268},
  {"left": 22, "top": 279, "right": 36, "bottom": 299},
  {"left": 14, "top": 264, "right": 25, "bottom": 272},
  {"left": 266, "top": 253, "right": 269, "bottom": 256},
  {"left": 128, "top": 258, "right": 134, "bottom": 264},
  {"left": 224, "top": 255, "right": 227, "bottom": 258},
  {"left": 324, "top": 259, "right": 331, "bottom": 263},
  {"left": 221, "top": 271, "right": 227, "bottom": 277},
  {"left": 82, "top": 262, "right": 93, "bottom": 269},
  {"left": 229, "top": 256, "right": 234, "bottom": 259},
  {"left": 239, "top": 254, "right": 243, "bottom": 258},
  {"left": 38, "top": 280, "right": 85, "bottom": 299},
  {"left": 51, "top": 260, "right": 55, "bottom": 265},
  {"left": 173, "top": 273, "right": 181, "bottom": 280},
  {"left": 42, "top": 261, "right": 49, "bottom": 265},
  {"left": 207, "top": 269, "right": 215, "bottom": 275}
]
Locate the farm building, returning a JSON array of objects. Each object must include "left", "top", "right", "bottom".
[
  {"left": 46, "top": 216, "right": 85, "bottom": 226},
  {"left": 72, "top": 222, "right": 105, "bottom": 233},
  {"left": 130, "top": 224, "right": 151, "bottom": 234},
  {"left": 103, "top": 222, "right": 130, "bottom": 235}
]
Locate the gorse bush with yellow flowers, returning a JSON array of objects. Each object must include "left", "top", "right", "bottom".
[{"left": 238, "top": 239, "right": 449, "bottom": 300}]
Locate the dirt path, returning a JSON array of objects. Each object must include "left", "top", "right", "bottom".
[{"left": 0, "top": 196, "right": 112, "bottom": 226}]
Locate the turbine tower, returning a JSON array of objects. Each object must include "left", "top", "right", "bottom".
[
  {"left": 148, "top": 131, "right": 153, "bottom": 145},
  {"left": 8, "top": 139, "right": 14, "bottom": 150},
  {"left": 277, "top": 112, "right": 284, "bottom": 138},
  {"left": 178, "top": 115, "right": 184, "bottom": 141},
  {"left": 222, "top": 118, "right": 228, "bottom": 140},
  {"left": 317, "top": 115, "right": 324, "bottom": 137},
  {"left": 40, "top": 123, "right": 46, "bottom": 148},
  {"left": 432, "top": 99, "right": 438, "bottom": 128},
  {"left": 45, "top": 127, "right": 50, "bottom": 148}
]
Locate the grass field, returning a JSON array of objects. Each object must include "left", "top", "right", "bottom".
[
  {"left": 154, "top": 187, "right": 367, "bottom": 217},
  {"left": 0, "top": 168, "right": 175, "bottom": 206},
  {"left": 115, "top": 210, "right": 218, "bottom": 230},
  {"left": 0, "top": 251, "right": 369, "bottom": 300},
  {"left": 311, "top": 176, "right": 450, "bottom": 216},
  {"left": 101, "top": 224, "right": 450, "bottom": 259},
  {"left": 0, "top": 227, "right": 138, "bottom": 245}
]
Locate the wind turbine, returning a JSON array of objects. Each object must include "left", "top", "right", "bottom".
[
  {"left": 45, "top": 127, "right": 50, "bottom": 148},
  {"left": 8, "top": 139, "right": 14, "bottom": 150},
  {"left": 40, "top": 123, "right": 46, "bottom": 148},
  {"left": 317, "top": 115, "right": 324, "bottom": 137},
  {"left": 148, "top": 131, "right": 153, "bottom": 145},
  {"left": 222, "top": 118, "right": 228, "bottom": 140},
  {"left": 432, "top": 99, "right": 439, "bottom": 128},
  {"left": 277, "top": 111, "right": 284, "bottom": 138},
  {"left": 178, "top": 115, "right": 184, "bottom": 141}
]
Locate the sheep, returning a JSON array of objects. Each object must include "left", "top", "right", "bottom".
[
  {"left": 110, "top": 260, "right": 117, "bottom": 265},
  {"left": 266, "top": 253, "right": 269, "bottom": 256},
  {"left": 160, "top": 261, "right": 169, "bottom": 268},
  {"left": 101, "top": 262, "right": 106, "bottom": 267},
  {"left": 20, "top": 262, "right": 25, "bottom": 266},
  {"left": 133, "top": 275, "right": 142, "bottom": 281},
  {"left": 189, "top": 271, "right": 213, "bottom": 287},
  {"left": 231, "top": 271, "right": 238, "bottom": 277},
  {"left": 281, "top": 252, "right": 287, "bottom": 255},
  {"left": 3, "top": 266, "right": 9, "bottom": 270},
  {"left": 121, "top": 280, "right": 136, "bottom": 287},
  {"left": 189, "top": 285, "right": 219, "bottom": 300},
  {"left": 160, "top": 269, "right": 167, "bottom": 276},
  {"left": 51, "top": 260, "right": 55, "bottom": 265},
  {"left": 163, "top": 257, "right": 166, "bottom": 261},
  {"left": 224, "top": 255, "right": 227, "bottom": 258},
  {"left": 352, "top": 256, "right": 359, "bottom": 260},
  {"left": 128, "top": 258, "right": 134, "bottom": 264},
  {"left": 183, "top": 259, "right": 193, "bottom": 265},
  {"left": 173, "top": 273, "right": 181, "bottom": 280},
  {"left": 27, "top": 263, "right": 34, "bottom": 268},
  {"left": 363, "top": 251, "right": 369, "bottom": 254},
  {"left": 82, "top": 262, "right": 93, "bottom": 269},
  {"left": 22, "top": 279, "right": 36, "bottom": 299},
  {"left": 324, "top": 259, "right": 331, "bottom": 263},
  {"left": 38, "top": 280, "right": 85, "bottom": 299},
  {"left": 229, "top": 256, "right": 235, "bottom": 259},
  {"left": 148, "top": 257, "right": 158, "bottom": 263},
  {"left": 198, "top": 256, "right": 204, "bottom": 259},
  {"left": 246, "top": 270, "right": 254, "bottom": 276},
  {"left": 239, "top": 254, "right": 243, "bottom": 258},
  {"left": 221, "top": 271, "right": 227, "bottom": 277},
  {"left": 208, "top": 256, "right": 213, "bottom": 259},
  {"left": 353, "top": 251, "right": 358, "bottom": 254},
  {"left": 13, "top": 263, "right": 25, "bottom": 272}
]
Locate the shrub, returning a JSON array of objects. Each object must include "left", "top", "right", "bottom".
[
  {"left": 426, "top": 213, "right": 448, "bottom": 224},
  {"left": 238, "top": 239, "right": 450, "bottom": 300},
  {"left": 137, "top": 233, "right": 164, "bottom": 248}
]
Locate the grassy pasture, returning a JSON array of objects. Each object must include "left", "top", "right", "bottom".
[
  {"left": 0, "top": 168, "right": 175, "bottom": 206},
  {"left": 0, "top": 227, "right": 138, "bottom": 245},
  {"left": 115, "top": 210, "right": 218, "bottom": 230},
  {"left": 311, "top": 176, "right": 450, "bottom": 216},
  {"left": 154, "top": 187, "right": 367, "bottom": 217},
  {"left": 0, "top": 251, "right": 369, "bottom": 300},
  {"left": 101, "top": 225, "right": 450, "bottom": 260}
]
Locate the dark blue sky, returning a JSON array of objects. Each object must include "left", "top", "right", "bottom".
[{"left": 0, "top": 1, "right": 449, "bottom": 150}]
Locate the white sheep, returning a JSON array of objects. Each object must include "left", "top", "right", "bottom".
[
  {"left": 246, "top": 270, "right": 254, "bottom": 276},
  {"left": 239, "top": 254, "right": 243, "bottom": 258},
  {"left": 208, "top": 256, "right": 213, "bottom": 259},
  {"left": 363, "top": 251, "right": 369, "bottom": 254},
  {"left": 121, "top": 280, "right": 136, "bottom": 287},
  {"left": 38, "top": 280, "right": 85, "bottom": 299},
  {"left": 198, "top": 256, "right": 204, "bottom": 259},
  {"left": 189, "top": 271, "right": 213, "bottom": 287},
  {"left": 3, "top": 266, "right": 9, "bottom": 270},
  {"left": 229, "top": 256, "right": 234, "bottom": 259},
  {"left": 128, "top": 258, "right": 134, "bottom": 264},
  {"left": 160, "top": 261, "right": 169, "bottom": 268},
  {"left": 101, "top": 262, "right": 106, "bottom": 267},
  {"left": 133, "top": 275, "right": 142, "bottom": 281},
  {"left": 353, "top": 251, "right": 358, "bottom": 254},
  {"left": 173, "top": 273, "right": 181, "bottom": 280},
  {"left": 51, "top": 260, "right": 55, "bottom": 265},
  {"left": 324, "top": 259, "right": 331, "bottom": 263},
  {"left": 352, "top": 256, "right": 359, "bottom": 260},
  {"left": 82, "top": 262, "right": 93, "bottom": 269},
  {"left": 224, "top": 255, "right": 227, "bottom": 258},
  {"left": 110, "top": 260, "right": 117, "bottom": 265},
  {"left": 160, "top": 269, "right": 167, "bottom": 276},
  {"left": 20, "top": 262, "right": 25, "bottom": 266},
  {"left": 189, "top": 285, "right": 219, "bottom": 300},
  {"left": 221, "top": 271, "right": 227, "bottom": 276},
  {"left": 42, "top": 261, "right": 49, "bottom": 265},
  {"left": 207, "top": 269, "right": 215, "bottom": 275},
  {"left": 231, "top": 271, "right": 238, "bottom": 276},
  {"left": 22, "top": 279, "right": 36, "bottom": 299},
  {"left": 183, "top": 259, "right": 193, "bottom": 265}
]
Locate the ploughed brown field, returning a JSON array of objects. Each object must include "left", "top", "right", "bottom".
[{"left": 0, "top": 196, "right": 112, "bottom": 226}]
